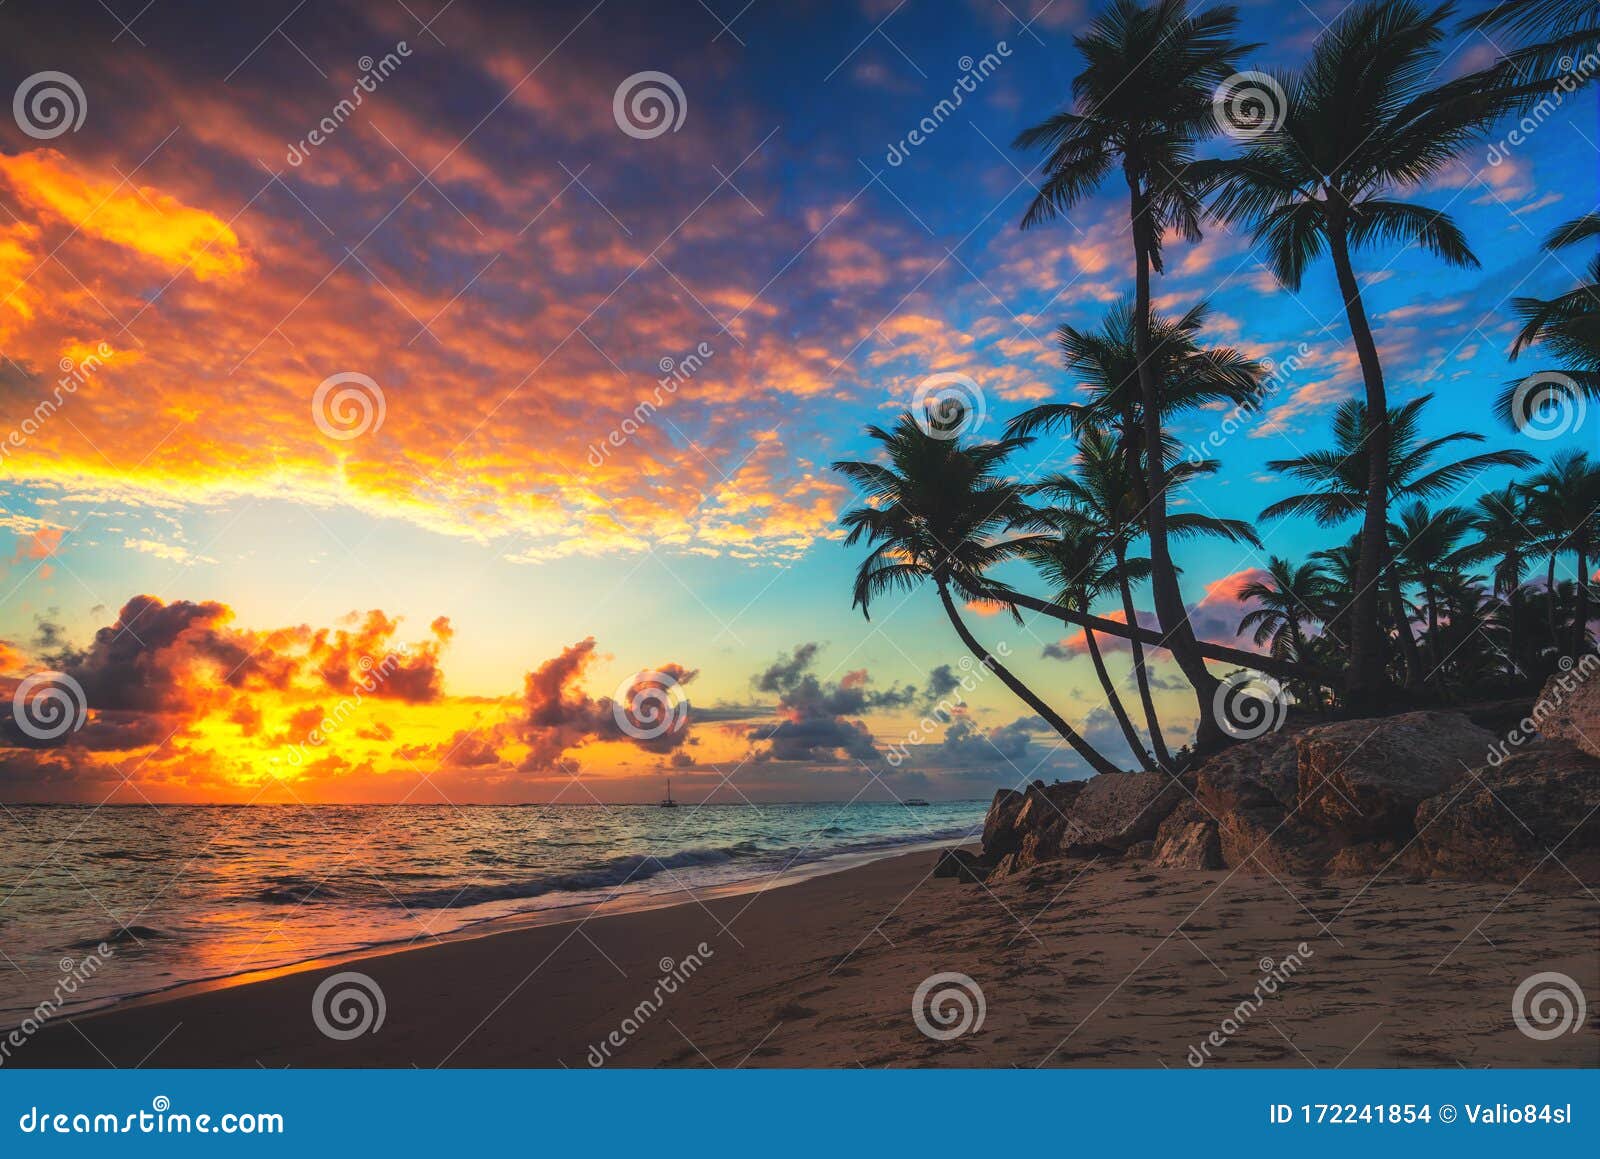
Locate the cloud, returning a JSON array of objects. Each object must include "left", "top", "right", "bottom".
[{"left": 746, "top": 642, "right": 913, "bottom": 763}]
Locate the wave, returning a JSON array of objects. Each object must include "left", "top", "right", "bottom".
[
  {"left": 387, "top": 826, "right": 976, "bottom": 911},
  {"left": 390, "top": 842, "right": 763, "bottom": 909}
]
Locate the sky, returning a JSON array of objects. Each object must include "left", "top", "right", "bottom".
[{"left": 0, "top": 0, "right": 1592, "bottom": 803}]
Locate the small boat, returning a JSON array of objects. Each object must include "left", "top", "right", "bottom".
[
  {"left": 659, "top": 779, "right": 678, "bottom": 808},
  {"left": 904, "top": 797, "right": 930, "bottom": 807}
]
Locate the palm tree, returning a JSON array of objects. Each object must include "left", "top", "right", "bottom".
[
  {"left": 1021, "top": 519, "right": 1158, "bottom": 771},
  {"left": 1390, "top": 501, "right": 1490, "bottom": 677},
  {"left": 1263, "top": 394, "right": 1532, "bottom": 687},
  {"left": 831, "top": 413, "right": 1123, "bottom": 775},
  {"left": 1200, "top": 0, "right": 1531, "bottom": 710},
  {"left": 1006, "top": 297, "right": 1267, "bottom": 474},
  {"left": 1029, "top": 429, "right": 1261, "bottom": 768},
  {"left": 1521, "top": 450, "right": 1600, "bottom": 657},
  {"left": 1260, "top": 395, "right": 1536, "bottom": 527},
  {"left": 1014, "top": 0, "right": 1251, "bottom": 753},
  {"left": 1462, "top": 1, "right": 1600, "bottom": 80},
  {"left": 1237, "top": 558, "right": 1329, "bottom": 662},
  {"left": 1470, "top": 484, "right": 1535, "bottom": 678},
  {"left": 1494, "top": 214, "right": 1600, "bottom": 427}
]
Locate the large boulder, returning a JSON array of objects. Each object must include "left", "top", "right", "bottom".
[
  {"left": 1060, "top": 772, "right": 1184, "bottom": 854},
  {"left": 1526, "top": 661, "right": 1600, "bottom": 759},
  {"left": 981, "top": 788, "right": 1026, "bottom": 857},
  {"left": 1416, "top": 742, "right": 1600, "bottom": 881},
  {"left": 1295, "top": 711, "right": 1497, "bottom": 839},
  {"left": 1193, "top": 730, "right": 1317, "bottom": 871}
]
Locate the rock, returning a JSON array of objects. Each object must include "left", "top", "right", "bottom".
[
  {"left": 1196, "top": 728, "right": 1300, "bottom": 814},
  {"left": 981, "top": 788, "right": 1025, "bottom": 857},
  {"left": 1124, "top": 840, "right": 1156, "bottom": 860},
  {"left": 932, "top": 847, "right": 989, "bottom": 884},
  {"left": 1151, "top": 821, "right": 1222, "bottom": 870},
  {"left": 1061, "top": 772, "right": 1184, "bottom": 855},
  {"left": 1295, "top": 711, "right": 1497, "bottom": 839},
  {"left": 1416, "top": 742, "right": 1600, "bottom": 881},
  {"left": 1527, "top": 661, "right": 1600, "bottom": 759},
  {"left": 991, "top": 852, "right": 1019, "bottom": 878}
]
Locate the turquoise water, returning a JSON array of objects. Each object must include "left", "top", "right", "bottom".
[{"left": 0, "top": 801, "right": 986, "bottom": 1021}]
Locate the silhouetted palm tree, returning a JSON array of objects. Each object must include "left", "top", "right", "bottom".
[
  {"left": 1494, "top": 214, "right": 1600, "bottom": 428},
  {"left": 1014, "top": 0, "right": 1251, "bottom": 753},
  {"left": 1261, "top": 396, "right": 1535, "bottom": 526},
  {"left": 1021, "top": 519, "right": 1158, "bottom": 771},
  {"left": 1390, "top": 501, "right": 1489, "bottom": 676},
  {"left": 1200, "top": 0, "right": 1529, "bottom": 709},
  {"left": 1237, "top": 558, "right": 1329, "bottom": 662},
  {"left": 1463, "top": 0, "right": 1600, "bottom": 79},
  {"left": 1030, "top": 429, "right": 1260, "bottom": 767},
  {"left": 1521, "top": 450, "right": 1600, "bottom": 656},
  {"left": 1471, "top": 484, "right": 1535, "bottom": 678},
  {"left": 832, "top": 413, "right": 1122, "bottom": 775}
]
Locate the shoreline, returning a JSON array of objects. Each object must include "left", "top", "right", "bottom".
[
  {"left": 6, "top": 834, "right": 972, "bottom": 1033},
  {"left": 11, "top": 846, "right": 1597, "bottom": 1068}
]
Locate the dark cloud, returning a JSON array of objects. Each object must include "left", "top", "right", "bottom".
[{"left": 747, "top": 642, "right": 914, "bottom": 764}]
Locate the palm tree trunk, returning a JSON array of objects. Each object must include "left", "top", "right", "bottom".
[
  {"left": 937, "top": 583, "right": 1120, "bottom": 776},
  {"left": 1547, "top": 553, "right": 1559, "bottom": 657},
  {"left": 1574, "top": 543, "right": 1590, "bottom": 656},
  {"left": 1507, "top": 588, "right": 1520, "bottom": 680},
  {"left": 1115, "top": 543, "right": 1173, "bottom": 769},
  {"left": 1126, "top": 172, "right": 1222, "bottom": 753},
  {"left": 1084, "top": 626, "right": 1155, "bottom": 772},
  {"left": 1392, "top": 585, "right": 1423, "bottom": 689},
  {"left": 1327, "top": 212, "right": 1391, "bottom": 714}
]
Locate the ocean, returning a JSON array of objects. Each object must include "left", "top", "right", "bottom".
[{"left": 0, "top": 800, "right": 986, "bottom": 1023}]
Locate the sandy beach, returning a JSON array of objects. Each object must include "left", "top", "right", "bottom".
[{"left": 15, "top": 848, "right": 1597, "bottom": 1069}]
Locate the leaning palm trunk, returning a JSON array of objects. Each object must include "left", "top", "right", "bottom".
[
  {"left": 937, "top": 583, "right": 1120, "bottom": 776},
  {"left": 1128, "top": 176, "right": 1223, "bottom": 752},
  {"left": 1115, "top": 544, "right": 1173, "bottom": 770},
  {"left": 1326, "top": 211, "right": 1391, "bottom": 711},
  {"left": 1083, "top": 626, "right": 1156, "bottom": 772}
]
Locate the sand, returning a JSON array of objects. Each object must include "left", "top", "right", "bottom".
[{"left": 14, "top": 849, "right": 1599, "bottom": 1068}]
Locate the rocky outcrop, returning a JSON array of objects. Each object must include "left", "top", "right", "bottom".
[
  {"left": 1524, "top": 662, "right": 1600, "bottom": 759},
  {"left": 961, "top": 701, "right": 1600, "bottom": 887},
  {"left": 1151, "top": 802, "right": 1222, "bottom": 870},
  {"left": 1062, "top": 772, "right": 1184, "bottom": 854},
  {"left": 1416, "top": 742, "right": 1600, "bottom": 880},
  {"left": 1295, "top": 711, "right": 1496, "bottom": 838}
]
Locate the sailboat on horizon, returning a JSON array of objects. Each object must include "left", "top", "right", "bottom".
[{"left": 659, "top": 778, "right": 678, "bottom": 808}]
